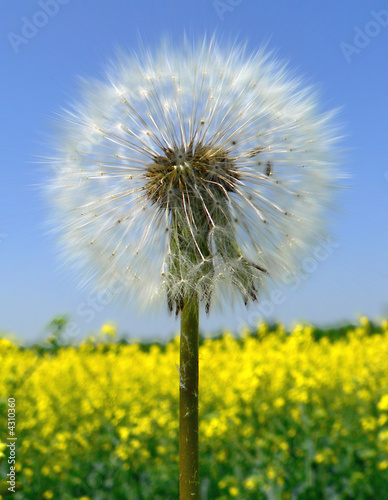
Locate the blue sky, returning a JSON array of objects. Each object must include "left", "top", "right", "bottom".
[{"left": 1, "top": 0, "right": 387, "bottom": 344}]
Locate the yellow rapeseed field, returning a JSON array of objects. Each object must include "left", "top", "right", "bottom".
[{"left": 1, "top": 317, "right": 388, "bottom": 499}]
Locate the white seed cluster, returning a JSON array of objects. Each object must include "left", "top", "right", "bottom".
[{"left": 47, "top": 38, "right": 341, "bottom": 313}]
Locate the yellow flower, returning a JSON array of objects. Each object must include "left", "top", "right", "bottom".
[
  {"left": 378, "top": 394, "right": 388, "bottom": 411},
  {"left": 315, "top": 447, "right": 337, "bottom": 464},
  {"left": 304, "top": 326, "right": 314, "bottom": 336},
  {"left": 257, "top": 322, "right": 269, "bottom": 338},
  {"left": 216, "top": 449, "right": 227, "bottom": 462},
  {"left": 360, "top": 316, "right": 370, "bottom": 328},
  {"left": 279, "top": 441, "right": 289, "bottom": 451},
  {"left": 357, "top": 389, "right": 371, "bottom": 401},
  {"left": 131, "top": 439, "right": 141, "bottom": 449},
  {"left": 378, "top": 460, "right": 388, "bottom": 470},
  {"left": 274, "top": 397, "right": 285, "bottom": 408},
  {"left": 115, "top": 445, "right": 129, "bottom": 461},
  {"left": 378, "top": 415, "right": 388, "bottom": 426},
  {"left": 267, "top": 466, "right": 276, "bottom": 480},
  {"left": 118, "top": 427, "right": 131, "bottom": 441},
  {"left": 378, "top": 429, "right": 388, "bottom": 441},
  {"left": 218, "top": 479, "right": 227, "bottom": 489},
  {"left": 42, "top": 492, "right": 54, "bottom": 500},
  {"left": 243, "top": 477, "right": 257, "bottom": 490},
  {"left": 0, "top": 338, "right": 16, "bottom": 349},
  {"left": 343, "top": 382, "right": 354, "bottom": 394},
  {"left": 41, "top": 466, "right": 50, "bottom": 476},
  {"left": 114, "top": 409, "right": 126, "bottom": 421},
  {"left": 229, "top": 486, "right": 240, "bottom": 497},
  {"left": 296, "top": 391, "right": 309, "bottom": 403},
  {"left": 361, "top": 417, "right": 377, "bottom": 432},
  {"left": 23, "top": 467, "right": 34, "bottom": 478},
  {"left": 101, "top": 323, "right": 117, "bottom": 337},
  {"left": 288, "top": 428, "right": 297, "bottom": 437},
  {"left": 140, "top": 449, "right": 151, "bottom": 460},
  {"left": 240, "top": 327, "right": 251, "bottom": 338}
]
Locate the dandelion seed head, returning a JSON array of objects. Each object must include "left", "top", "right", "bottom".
[{"left": 48, "top": 38, "right": 343, "bottom": 314}]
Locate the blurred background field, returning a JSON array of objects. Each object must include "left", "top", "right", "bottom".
[{"left": 1, "top": 317, "right": 388, "bottom": 499}]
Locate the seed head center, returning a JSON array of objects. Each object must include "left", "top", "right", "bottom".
[{"left": 144, "top": 144, "right": 239, "bottom": 209}]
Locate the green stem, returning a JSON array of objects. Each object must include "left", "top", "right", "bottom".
[{"left": 179, "top": 292, "right": 200, "bottom": 499}]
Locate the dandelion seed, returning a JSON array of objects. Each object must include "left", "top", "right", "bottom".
[{"left": 47, "top": 38, "right": 341, "bottom": 315}]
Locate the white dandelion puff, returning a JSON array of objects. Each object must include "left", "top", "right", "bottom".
[{"left": 47, "top": 38, "right": 342, "bottom": 315}]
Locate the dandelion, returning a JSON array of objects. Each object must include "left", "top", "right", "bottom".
[{"left": 47, "top": 37, "right": 342, "bottom": 498}]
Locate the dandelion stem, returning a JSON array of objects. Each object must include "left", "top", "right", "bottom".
[{"left": 179, "top": 292, "right": 200, "bottom": 499}]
